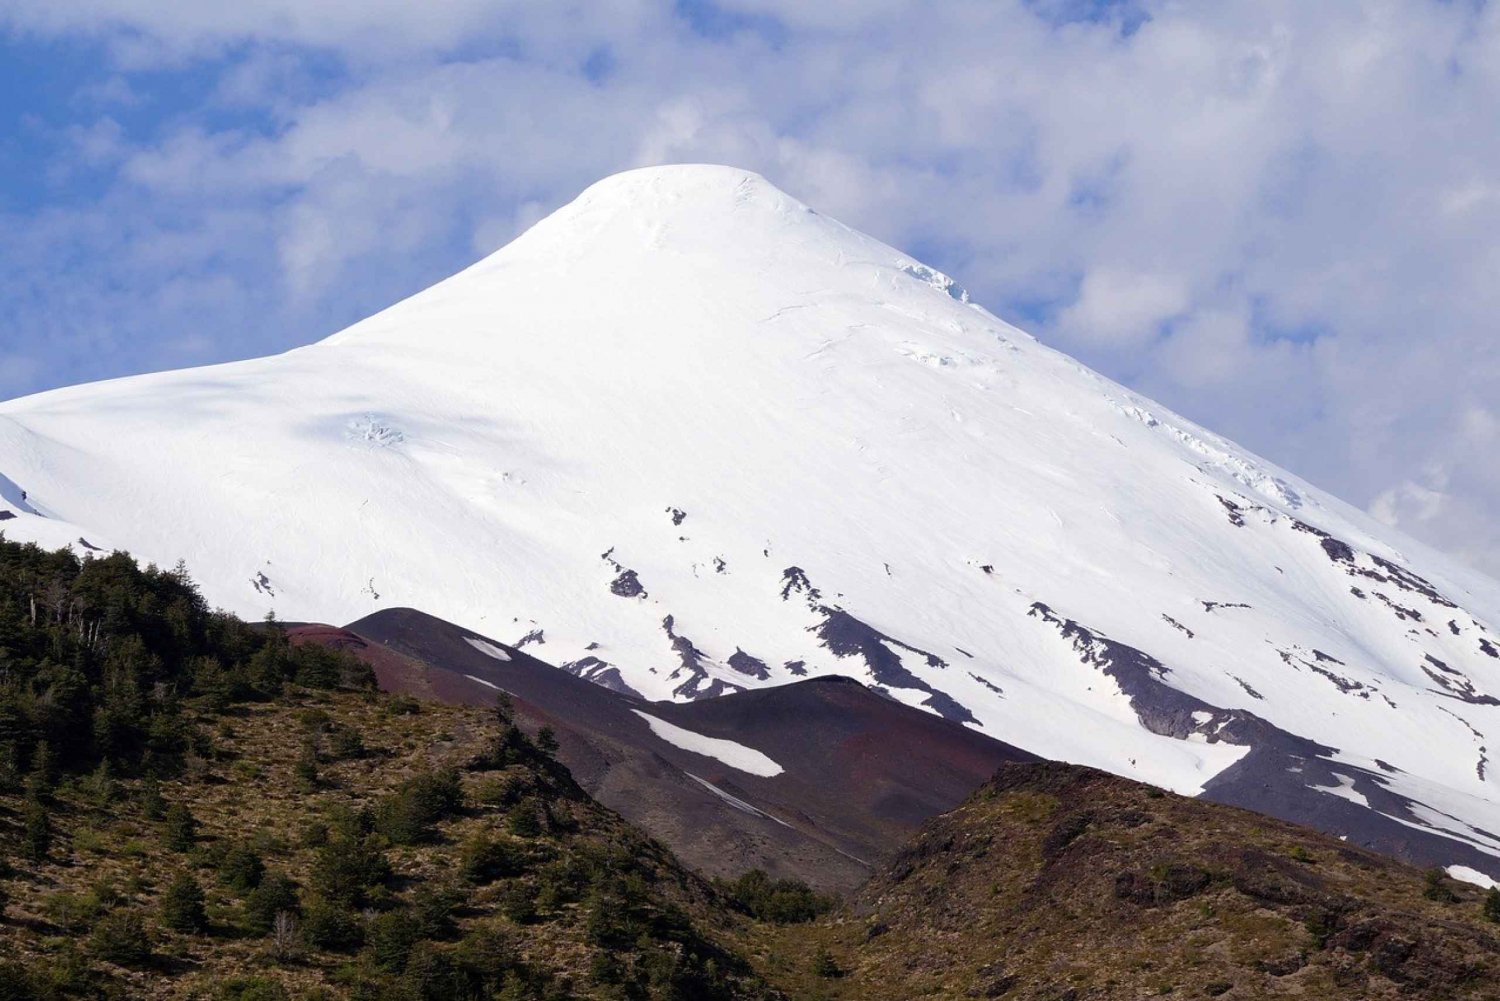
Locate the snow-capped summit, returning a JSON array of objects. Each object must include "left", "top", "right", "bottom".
[{"left": 5, "top": 164, "right": 1500, "bottom": 874}]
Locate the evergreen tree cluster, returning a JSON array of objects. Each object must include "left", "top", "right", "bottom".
[
  {"left": 714, "top": 869, "right": 832, "bottom": 925},
  {"left": 0, "top": 536, "right": 373, "bottom": 786}
]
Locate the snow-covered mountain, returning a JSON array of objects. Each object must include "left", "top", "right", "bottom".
[{"left": 4, "top": 164, "right": 1500, "bottom": 875}]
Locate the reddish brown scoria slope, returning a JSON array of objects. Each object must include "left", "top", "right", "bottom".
[{"left": 289, "top": 608, "right": 1037, "bottom": 894}]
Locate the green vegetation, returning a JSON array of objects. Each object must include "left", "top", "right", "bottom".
[
  {"left": 242, "top": 872, "right": 299, "bottom": 935},
  {"left": 0, "top": 539, "right": 374, "bottom": 787},
  {"left": 372, "top": 766, "right": 464, "bottom": 844},
  {"left": 0, "top": 540, "right": 777, "bottom": 999},
  {"left": 159, "top": 872, "right": 207, "bottom": 932},
  {"left": 216, "top": 841, "right": 266, "bottom": 894},
  {"left": 810, "top": 948, "right": 841, "bottom": 979},
  {"left": 164, "top": 802, "right": 198, "bottom": 852},
  {"left": 87, "top": 909, "right": 153, "bottom": 966},
  {"left": 1423, "top": 867, "right": 1459, "bottom": 903},
  {"left": 780, "top": 761, "right": 1500, "bottom": 1001},
  {"left": 716, "top": 869, "right": 832, "bottom": 924}
]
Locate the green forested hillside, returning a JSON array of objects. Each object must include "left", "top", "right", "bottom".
[
  {"left": 0, "top": 539, "right": 784, "bottom": 999},
  {"left": 0, "top": 537, "right": 371, "bottom": 783}
]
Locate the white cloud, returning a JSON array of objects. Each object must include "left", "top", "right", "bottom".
[
  {"left": 3, "top": 0, "right": 1500, "bottom": 576},
  {"left": 1371, "top": 478, "right": 1449, "bottom": 530},
  {"left": 0, "top": 0, "right": 530, "bottom": 58},
  {"left": 1058, "top": 268, "right": 1189, "bottom": 348}
]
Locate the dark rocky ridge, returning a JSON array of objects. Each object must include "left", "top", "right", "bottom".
[
  {"left": 300, "top": 607, "right": 1036, "bottom": 893},
  {"left": 1027, "top": 601, "right": 1500, "bottom": 880}
]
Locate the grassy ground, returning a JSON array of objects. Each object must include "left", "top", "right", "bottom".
[
  {"left": 0, "top": 688, "right": 779, "bottom": 1000},
  {"left": 766, "top": 762, "right": 1500, "bottom": 1000},
  {"left": 10, "top": 687, "right": 1500, "bottom": 1000}
]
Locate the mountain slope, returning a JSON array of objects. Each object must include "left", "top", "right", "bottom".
[
  {"left": 0, "top": 682, "right": 784, "bottom": 1000},
  {"left": 3, "top": 164, "right": 1500, "bottom": 875},
  {"left": 291, "top": 607, "right": 1035, "bottom": 893},
  {"left": 794, "top": 762, "right": 1500, "bottom": 1000}
]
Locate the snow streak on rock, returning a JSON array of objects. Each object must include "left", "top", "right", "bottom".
[{"left": 631, "top": 710, "right": 784, "bottom": 777}]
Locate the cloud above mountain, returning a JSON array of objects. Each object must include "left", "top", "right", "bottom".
[{"left": 1, "top": 0, "right": 1498, "bottom": 573}]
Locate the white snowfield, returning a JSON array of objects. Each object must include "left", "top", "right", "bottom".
[
  {"left": 463, "top": 636, "right": 512, "bottom": 661},
  {"left": 631, "top": 710, "right": 784, "bottom": 777},
  {"left": 3, "top": 165, "right": 1500, "bottom": 869},
  {"left": 1447, "top": 865, "right": 1499, "bottom": 889}
]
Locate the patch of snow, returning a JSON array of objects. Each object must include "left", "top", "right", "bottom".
[
  {"left": 1447, "top": 864, "right": 1498, "bottom": 889},
  {"left": 464, "top": 637, "right": 512, "bottom": 661},
  {"left": 1313, "top": 772, "right": 1371, "bottom": 809},
  {"left": 632, "top": 710, "right": 784, "bottom": 777}
]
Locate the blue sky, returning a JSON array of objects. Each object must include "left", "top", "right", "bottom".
[{"left": 2, "top": 0, "right": 1499, "bottom": 575}]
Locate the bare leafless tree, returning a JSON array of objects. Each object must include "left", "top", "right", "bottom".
[{"left": 270, "top": 910, "right": 300, "bottom": 962}]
